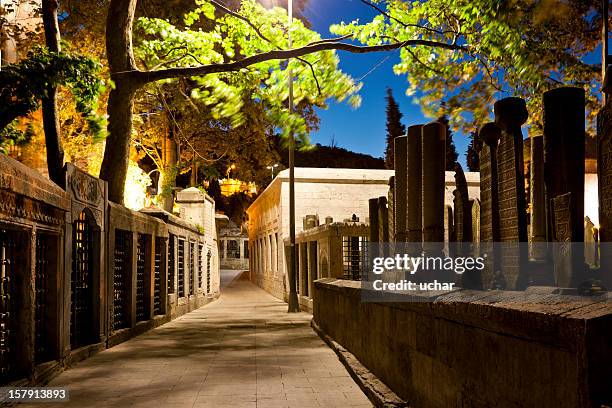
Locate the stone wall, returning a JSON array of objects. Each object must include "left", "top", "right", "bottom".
[
  {"left": 313, "top": 279, "right": 612, "bottom": 408},
  {"left": 0, "top": 154, "right": 221, "bottom": 386},
  {"left": 0, "top": 154, "right": 70, "bottom": 385}
]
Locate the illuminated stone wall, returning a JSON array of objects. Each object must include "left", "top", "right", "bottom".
[{"left": 246, "top": 168, "right": 480, "bottom": 301}]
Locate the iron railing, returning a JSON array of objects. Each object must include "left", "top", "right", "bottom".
[
  {"left": 136, "top": 234, "right": 148, "bottom": 322},
  {"left": 113, "top": 230, "right": 131, "bottom": 331},
  {"left": 178, "top": 239, "right": 185, "bottom": 297},
  {"left": 189, "top": 241, "right": 195, "bottom": 296},
  {"left": 206, "top": 250, "right": 211, "bottom": 294},
  {"left": 35, "top": 234, "right": 52, "bottom": 363},
  {"left": 0, "top": 229, "right": 17, "bottom": 382},
  {"left": 198, "top": 244, "right": 203, "bottom": 290},
  {"left": 168, "top": 235, "right": 175, "bottom": 294},
  {"left": 342, "top": 236, "right": 368, "bottom": 281},
  {"left": 154, "top": 238, "right": 164, "bottom": 315},
  {"left": 71, "top": 212, "right": 95, "bottom": 349}
]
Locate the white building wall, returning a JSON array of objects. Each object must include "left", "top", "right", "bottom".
[{"left": 247, "top": 167, "right": 480, "bottom": 301}]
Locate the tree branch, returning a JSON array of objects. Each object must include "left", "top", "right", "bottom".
[
  {"left": 207, "top": 0, "right": 274, "bottom": 44},
  {"left": 129, "top": 39, "right": 467, "bottom": 84},
  {"left": 405, "top": 48, "right": 443, "bottom": 75},
  {"left": 295, "top": 57, "right": 322, "bottom": 95},
  {"left": 307, "top": 34, "right": 354, "bottom": 46},
  {"left": 206, "top": 0, "right": 323, "bottom": 96},
  {"left": 358, "top": 0, "right": 445, "bottom": 36}
]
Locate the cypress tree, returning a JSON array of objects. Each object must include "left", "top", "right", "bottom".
[
  {"left": 466, "top": 130, "right": 481, "bottom": 172},
  {"left": 384, "top": 88, "right": 406, "bottom": 169}
]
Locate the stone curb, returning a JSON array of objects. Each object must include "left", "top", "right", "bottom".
[{"left": 311, "top": 319, "right": 409, "bottom": 408}]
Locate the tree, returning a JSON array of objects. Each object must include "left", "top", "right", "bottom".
[
  {"left": 41, "top": 0, "right": 65, "bottom": 186},
  {"left": 0, "top": 48, "right": 105, "bottom": 145},
  {"left": 331, "top": 0, "right": 606, "bottom": 136},
  {"left": 466, "top": 131, "right": 481, "bottom": 172},
  {"left": 58, "top": 0, "right": 318, "bottom": 209},
  {"left": 384, "top": 88, "right": 405, "bottom": 169},
  {"left": 98, "top": 0, "right": 471, "bottom": 203}
]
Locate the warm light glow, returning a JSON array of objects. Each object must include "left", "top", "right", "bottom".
[
  {"left": 584, "top": 173, "right": 599, "bottom": 226},
  {"left": 219, "top": 178, "right": 257, "bottom": 197},
  {"left": 123, "top": 161, "right": 152, "bottom": 211}
]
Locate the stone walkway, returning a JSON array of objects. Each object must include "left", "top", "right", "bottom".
[{"left": 24, "top": 271, "right": 371, "bottom": 408}]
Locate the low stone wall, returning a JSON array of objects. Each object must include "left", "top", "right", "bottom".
[
  {"left": 0, "top": 154, "right": 221, "bottom": 386},
  {"left": 313, "top": 279, "right": 612, "bottom": 408}
]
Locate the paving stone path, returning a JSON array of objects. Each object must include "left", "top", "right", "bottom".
[{"left": 25, "top": 271, "right": 371, "bottom": 408}]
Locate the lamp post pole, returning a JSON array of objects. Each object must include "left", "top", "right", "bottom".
[
  {"left": 287, "top": 0, "right": 299, "bottom": 312},
  {"left": 267, "top": 164, "right": 279, "bottom": 180},
  {"left": 603, "top": 0, "right": 609, "bottom": 105}
]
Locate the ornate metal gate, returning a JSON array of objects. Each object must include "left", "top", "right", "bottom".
[
  {"left": 189, "top": 242, "right": 195, "bottom": 296},
  {"left": 35, "top": 234, "right": 51, "bottom": 363},
  {"left": 154, "top": 238, "right": 164, "bottom": 315},
  {"left": 0, "top": 229, "right": 17, "bottom": 382},
  {"left": 136, "top": 234, "right": 147, "bottom": 321},
  {"left": 113, "top": 230, "right": 131, "bottom": 331},
  {"left": 342, "top": 236, "right": 368, "bottom": 281},
  {"left": 71, "top": 212, "right": 95, "bottom": 349},
  {"left": 168, "top": 235, "right": 175, "bottom": 294},
  {"left": 198, "top": 244, "right": 203, "bottom": 290},
  {"left": 206, "top": 250, "right": 211, "bottom": 294},
  {"left": 177, "top": 239, "right": 185, "bottom": 297}
]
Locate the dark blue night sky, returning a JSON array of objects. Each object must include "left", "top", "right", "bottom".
[{"left": 303, "top": 0, "right": 471, "bottom": 165}]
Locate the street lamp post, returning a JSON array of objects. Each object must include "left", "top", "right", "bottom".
[{"left": 286, "top": 0, "right": 300, "bottom": 313}]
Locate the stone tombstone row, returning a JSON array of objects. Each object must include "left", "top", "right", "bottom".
[
  {"left": 387, "top": 176, "right": 395, "bottom": 255},
  {"left": 368, "top": 121, "right": 446, "bottom": 261},
  {"left": 597, "top": 66, "right": 612, "bottom": 288},
  {"left": 543, "top": 87, "right": 586, "bottom": 287},
  {"left": 406, "top": 125, "right": 423, "bottom": 253},
  {"left": 530, "top": 135, "right": 547, "bottom": 261},
  {"left": 476, "top": 89, "right": 588, "bottom": 290},
  {"left": 369, "top": 87, "right": 591, "bottom": 290},
  {"left": 551, "top": 193, "right": 574, "bottom": 288},
  {"left": 393, "top": 136, "right": 408, "bottom": 243},
  {"left": 478, "top": 122, "right": 502, "bottom": 289},
  {"left": 420, "top": 122, "right": 446, "bottom": 256},
  {"left": 494, "top": 97, "right": 529, "bottom": 290},
  {"left": 477, "top": 97, "right": 532, "bottom": 289}
]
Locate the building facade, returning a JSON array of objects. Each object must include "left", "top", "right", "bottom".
[
  {"left": 246, "top": 168, "right": 480, "bottom": 302},
  {"left": 218, "top": 220, "right": 249, "bottom": 270}
]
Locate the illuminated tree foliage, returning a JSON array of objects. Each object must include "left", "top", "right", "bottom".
[
  {"left": 134, "top": 1, "right": 361, "bottom": 143},
  {"left": 331, "top": 0, "right": 604, "bottom": 134},
  {"left": 0, "top": 47, "right": 106, "bottom": 141}
]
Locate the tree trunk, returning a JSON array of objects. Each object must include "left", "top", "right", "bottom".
[
  {"left": 99, "top": 80, "right": 137, "bottom": 203},
  {"left": 99, "top": 0, "right": 139, "bottom": 203},
  {"left": 41, "top": 0, "right": 65, "bottom": 187},
  {"left": 190, "top": 159, "right": 198, "bottom": 187},
  {"left": 160, "top": 123, "right": 178, "bottom": 212}
]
